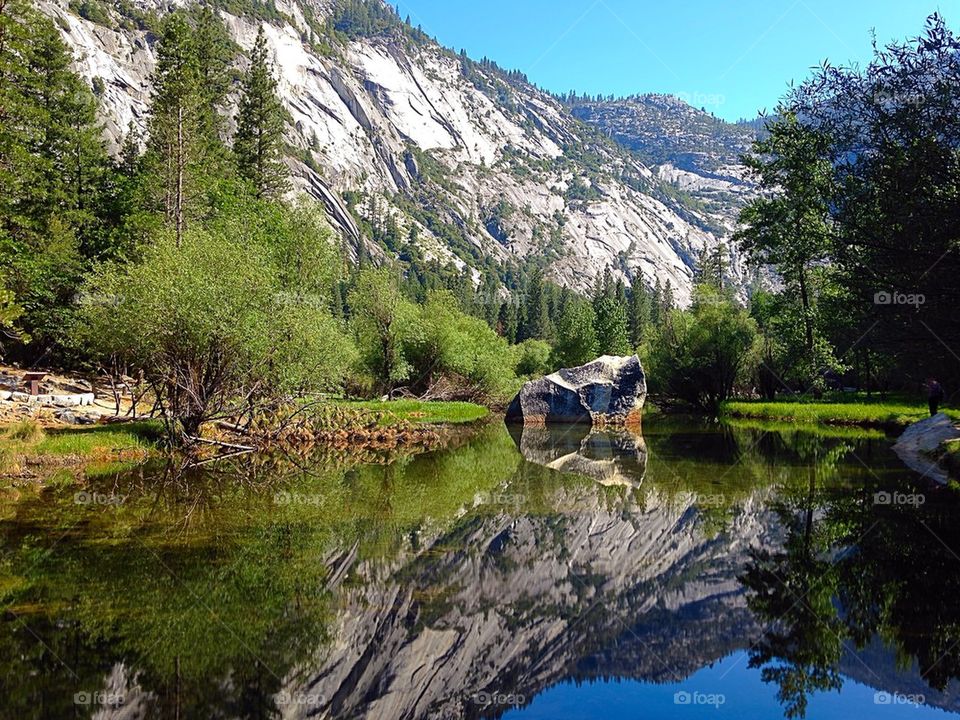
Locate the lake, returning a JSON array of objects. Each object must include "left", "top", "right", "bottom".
[{"left": 1, "top": 417, "right": 959, "bottom": 719}]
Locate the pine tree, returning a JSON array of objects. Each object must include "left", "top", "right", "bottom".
[
  {"left": 147, "top": 14, "right": 200, "bottom": 246},
  {"left": 235, "top": 26, "right": 290, "bottom": 199},
  {"left": 522, "top": 268, "right": 551, "bottom": 340},
  {"left": 629, "top": 272, "right": 652, "bottom": 347},
  {"left": 194, "top": 6, "right": 233, "bottom": 155},
  {"left": 497, "top": 301, "right": 519, "bottom": 343},
  {"left": 0, "top": 1, "right": 113, "bottom": 348},
  {"left": 650, "top": 277, "right": 663, "bottom": 328},
  {"left": 146, "top": 11, "right": 232, "bottom": 246}
]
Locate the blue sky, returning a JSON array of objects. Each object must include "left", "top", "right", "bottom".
[{"left": 393, "top": 0, "right": 957, "bottom": 121}]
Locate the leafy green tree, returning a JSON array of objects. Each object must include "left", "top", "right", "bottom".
[
  {"left": 551, "top": 297, "right": 598, "bottom": 368},
  {"left": 76, "top": 208, "right": 353, "bottom": 439},
  {"left": 736, "top": 112, "right": 839, "bottom": 390},
  {"left": 0, "top": 289, "right": 24, "bottom": 357},
  {"left": 408, "top": 289, "right": 517, "bottom": 400},
  {"left": 647, "top": 285, "right": 760, "bottom": 411},
  {"left": 513, "top": 338, "right": 552, "bottom": 377},
  {"left": 235, "top": 26, "right": 290, "bottom": 198},
  {"left": 787, "top": 13, "right": 960, "bottom": 389},
  {"left": 348, "top": 267, "right": 418, "bottom": 393}
]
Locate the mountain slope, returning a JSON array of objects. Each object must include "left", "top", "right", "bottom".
[
  {"left": 567, "top": 94, "right": 762, "bottom": 238},
  {"left": 37, "top": 0, "right": 751, "bottom": 303}
]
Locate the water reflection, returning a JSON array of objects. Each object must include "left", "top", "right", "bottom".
[
  {"left": 0, "top": 420, "right": 958, "bottom": 719},
  {"left": 508, "top": 423, "right": 647, "bottom": 486}
]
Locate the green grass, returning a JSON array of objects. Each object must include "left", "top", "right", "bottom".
[
  {"left": 722, "top": 396, "right": 960, "bottom": 429},
  {"left": 0, "top": 420, "right": 162, "bottom": 468},
  {"left": 722, "top": 416, "right": 888, "bottom": 440},
  {"left": 332, "top": 400, "right": 489, "bottom": 426},
  {"left": 943, "top": 440, "right": 960, "bottom": 478}
]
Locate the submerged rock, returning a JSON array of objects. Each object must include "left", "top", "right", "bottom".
[{"left": 505, "top": 355, "right": 647, "bottom": 425}]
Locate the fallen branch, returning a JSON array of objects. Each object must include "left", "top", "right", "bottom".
[{"left": 182, "top": 435, "right": 255, "bottom": 452}]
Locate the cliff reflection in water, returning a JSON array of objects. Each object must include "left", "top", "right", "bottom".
[
  {"left": 0, "top": 420, "right": 959, "bottom": 719},
  {"left": 508, "top": 423, "right": 647, "bottom": 487}
]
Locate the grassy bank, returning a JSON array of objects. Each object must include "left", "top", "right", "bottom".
[
  {"left": 722, "top": 416, "right": 888, "bottom": 440},
  {"left": 332, "top": 400, "right": 489, "bottom": 426},
  {"left": 0, "top": 401, "right": 488, "bottom": 475},
  {"left": 0, "top": 420, "right": 163, "bottom": 473},
  {"left": 722, "top": 395, "right": 960, "bottom": 429}
]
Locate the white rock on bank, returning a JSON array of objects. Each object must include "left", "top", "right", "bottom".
[{"left": 892, "top": 412, "right": 960, "bottom": 483}]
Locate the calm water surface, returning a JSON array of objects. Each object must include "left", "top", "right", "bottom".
[{"left": 1, "top": 417, "right": 958, "bottom": 719}]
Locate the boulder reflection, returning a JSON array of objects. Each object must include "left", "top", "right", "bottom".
[{"left": 508, "top": 423, "right": 647, "bottom": 487}]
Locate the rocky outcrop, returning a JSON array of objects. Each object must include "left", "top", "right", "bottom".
[
  {"left": 893, "top": 412, "right": 960, "bottom": 483},
  {"left": 505, "top": 355, "right": 647, "bottom": 425}
]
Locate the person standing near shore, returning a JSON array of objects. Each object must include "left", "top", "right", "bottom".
[{"left": 926, "top": 378, "right": 945, "bottom": 416}]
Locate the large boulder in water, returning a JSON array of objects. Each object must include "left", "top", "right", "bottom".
[{"left": 505, "top": 355, "right": 646, "bottom": 425}]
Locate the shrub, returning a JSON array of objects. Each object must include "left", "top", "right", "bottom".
[
  {"left": 76, "top": 222, "right": 354, "bottom": 439},
  {"left": 407, "top": 290, "right": 518, "bottom": 401},
  {"left": 646, "top": 285, "right": 760, "bottom": 411},
  {"left": 513, "top": 339, "right": 552, "bottom": 378}
]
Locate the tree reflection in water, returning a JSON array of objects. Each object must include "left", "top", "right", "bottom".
[{"left": 739, "top": 420, "right": 960, "bottom": 717}]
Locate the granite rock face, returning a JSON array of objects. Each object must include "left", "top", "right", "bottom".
[
  {"left": 505, "top": 355, "right": 647, "bottom": 425},
  {"left": 36, "top": 0, "right": 755, "bottom": 301}
]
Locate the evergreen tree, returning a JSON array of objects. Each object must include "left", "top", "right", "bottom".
[
  {"left": 236, "top": 26, "right": 290, "bottom": 198},
  {"left": 650, "top": 277, "right": 663, "bottom": 328},
  {"left": 0, "top": 1, "right": 114, "bottom": 350},
  {"left": 146, "top": 11, "right": 232, "bottom": 246},
  {"left": 522, "top": 268, "right": 551, "bottom": 340},
  {"left": 193, "top": 6, "right": 233, "bottom": 155},
  {"left": 629, "top": 272, "right": 652, "bottom": 348},
  {"left": 497, "top": 301, "right": 519, "bottom": 343},
  {"left": 661, "top": 280, "right": 675, "bottom": 318}
]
